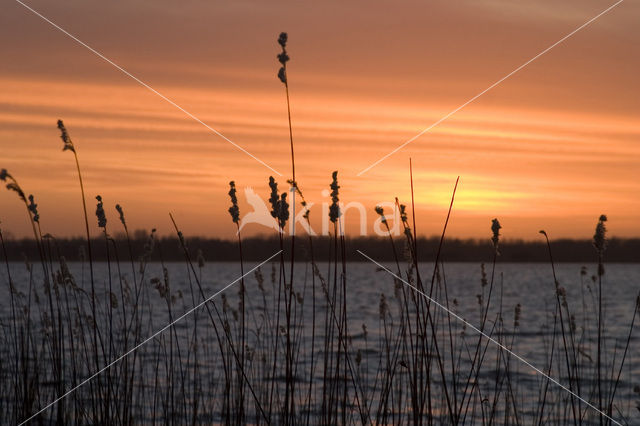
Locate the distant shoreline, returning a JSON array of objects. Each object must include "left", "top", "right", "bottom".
[{"left": 2, "top": 235, "right": 638, "bottom": 263}]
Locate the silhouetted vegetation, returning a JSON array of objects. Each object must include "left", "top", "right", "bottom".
[
  {"left": 1, "top": 234, "right": 639, "bottom": 262},
  {"left": 2, "top": 32, "right": 638, "bottom": 425}
]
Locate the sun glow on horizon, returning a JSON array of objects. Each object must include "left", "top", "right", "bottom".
[{"left": 1, "top": 0, "right": 638, "bottom": 240}]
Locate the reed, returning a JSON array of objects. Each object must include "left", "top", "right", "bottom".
[
  {"left": 594, "top": 214, "right": 608, "bottom": 425},
  {"left": 0, "top": 36, "right": 638, "bottom": 426},
  {"left": 1, "top": 174, "right": 638, "bottom": 424}
]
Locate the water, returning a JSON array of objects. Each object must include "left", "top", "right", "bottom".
[{"left": 1, "top": 260, "right": 639, "bottom": 424}]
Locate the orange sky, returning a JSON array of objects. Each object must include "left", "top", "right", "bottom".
[{"left": 1, "top": 0, "right": 639, "bottom": 240}]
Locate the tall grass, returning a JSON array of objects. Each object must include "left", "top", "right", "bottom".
[
  {"left": 1, "top": 166, "right": 639, "bottom": 424},
  {"left": 0, "top": 34, "right": 638, "bottom": 425}
]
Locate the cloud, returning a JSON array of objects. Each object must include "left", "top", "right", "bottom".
[{"left": 1, "top": 0, "right": 638, "bottom": 238}]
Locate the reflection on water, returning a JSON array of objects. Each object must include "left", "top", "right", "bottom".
[{"left": 1, "top": 261, "right": 638, "bottom": 424}]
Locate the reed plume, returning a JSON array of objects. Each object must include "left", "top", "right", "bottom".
[
  {"left": 593, "top": 214, "right": 608, "bottom": 424},
  {"left": 57, "top": 121, "right": 101, "bottom": 405},
  {"left": 227, "top": 180, "right": 246, "bottom": 422}
]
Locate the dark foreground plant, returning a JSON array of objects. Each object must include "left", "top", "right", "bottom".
[{"left": 0, "top": 35, "right": 637, "bottom": 425}]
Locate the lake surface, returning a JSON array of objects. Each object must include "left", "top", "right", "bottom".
[{"left": 1, "top": 260, "right": 639, "bottom": 424}]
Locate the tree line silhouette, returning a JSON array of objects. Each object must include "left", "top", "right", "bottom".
[{"left": 1, "top": 233, "right": 638, "bottom": 262}]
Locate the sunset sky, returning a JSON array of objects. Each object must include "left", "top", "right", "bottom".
[{"left": 1, "top": 0, "right": 638, "bottom": 240}]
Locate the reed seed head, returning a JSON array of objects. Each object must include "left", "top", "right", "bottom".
[
  {"left": 398, "top": 201, "right": 408, "bottom": 223},
  {"left": 375, "top": 205, "right": 387, "bottom": 224},
  {"left": 379, "top": 294, "right": 388, "bottom": 320},
  {"left": 557, "top": 285, "right": 567, "bottom": 298},
  {"left": 27, "top": 194, "right": 39, "bottom": 223},
  {"left": 228, "top": 181, "right": 240, "bottom": 224},
  {"left": 278, "top": 52, "right": 290, "bottom": 65},
  {"left": 151, "top": 276, "right": 169, "bottom": 300},
  {"left": 491, "top": 218, "right": 501, "bottom": 250},
  {"left": 277, "top": 192, "right": 289, "bottom": 229},
  {"left": 329, "top": 171, "right": 341, "bottom": 223},
  {"left": 480, "top": 263, "right": 488, "bottom": 287},
  {"left": 95, "top": 195, "right": 107, "bottom": 228},
  {"left": 0, "top": 169, "right": 7, "bottom": 181},
  {"left": 142, "top": 228, "right": 156, "bottom": 259},
  {"left": 6, "top": 182, "right": 26, "bottom": 202},
  {"left": 397, "top": 200, "right": 412, "bottom": 238},
  {"left": 278, "top": 32, "right": 288, "bottom": 48},
  {"left": 593, "top": 214, "right": 608, "bottom": 255},
  {"left": 115, "top": 204, "right": 126, "bottom": 227},
  {"left": 278, "top": 67, "right": 287, "bottom": 84},
  {"left": 276, "top": 33, "right": 290, "bottom": 84},
  {"left": 287, "top": 179, "right": 310, "bottom": 220},
  {"left": 286, "top": 179, "right": 297, "bottom": 190},
  {"left": 57, "top": 119, "right": 75, "bottom": 152},
  {"left": 268, "top": 176, "right": 279, "bottom": 218}
]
